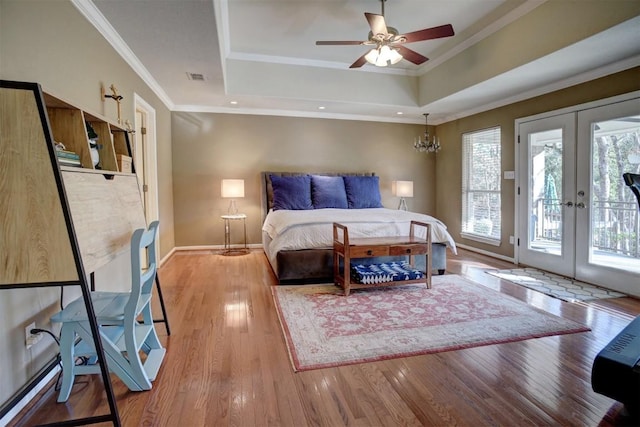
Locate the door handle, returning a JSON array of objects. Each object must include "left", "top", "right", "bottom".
[
  {"left": 576, "top": 202, "right": 586, "bottom": 209},
  {"left": 562, "top": 201, "right": 574, "bottom": 207}
]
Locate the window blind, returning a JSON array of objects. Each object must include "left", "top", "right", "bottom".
[{"left": 461, "top": 127, "right": 502, "bottom": 244}]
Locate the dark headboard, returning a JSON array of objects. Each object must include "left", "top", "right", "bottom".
[{"left": 260, "top": 171, "right": 376, "bottom": 221}]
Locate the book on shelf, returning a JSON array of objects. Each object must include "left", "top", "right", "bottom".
[
  {"left": 56, "top": 150, "right": 80, "bottom": 160},
  {"left": 58, "top": 157, "right": 81, "bottom": 167}
]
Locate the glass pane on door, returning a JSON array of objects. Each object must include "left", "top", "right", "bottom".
[
  {"left": 588, "top": 115, "right": 640, "bottom": 273},
  {"left": 528, "top": 128, "right": 563, "bottom": 255}
]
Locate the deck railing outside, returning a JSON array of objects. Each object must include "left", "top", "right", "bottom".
[{"left": 533, "top": 198, "right": 639, "bottom": 258}]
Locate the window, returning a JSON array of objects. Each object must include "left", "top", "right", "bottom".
[{"left": 461, "top": 127, "right": 502, "bottom": 245}]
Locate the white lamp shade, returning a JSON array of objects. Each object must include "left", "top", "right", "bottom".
[
  {"left": 393, "top": 180, "right": 414, "bottom": 198},
  {"left": 221, "top": 179, "right": 244, "bottom": 198}
]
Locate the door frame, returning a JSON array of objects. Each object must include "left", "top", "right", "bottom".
[
  {"left": 514, "top": 90, "right": 640, "bottom": 269},
  {"left": 133, "top": 93, "right": 159, "bottom": 233}
]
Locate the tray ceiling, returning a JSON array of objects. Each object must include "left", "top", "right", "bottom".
[{"left": 87, "top": 0, "right": 640, "bottom": 124}]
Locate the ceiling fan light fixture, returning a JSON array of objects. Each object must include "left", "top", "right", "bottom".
[
  {"left": 364, "top": 48, "right": 379, "bottom": 64},
  {"left": 374, "top": 52, "right": 389, "bottom": 67},
  {"left": 388, "top": 47, "right": 403, "bottom": 64},
  {"left": 315, "top": 0, "right": 453, "bottom": 69},
  {"left": 365, "top": 45, "right": 403, "bottom": 67}
]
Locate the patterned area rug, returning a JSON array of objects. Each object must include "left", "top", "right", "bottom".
[
  {"left": 486, "top": 268, "right": 626, "bottom": 302},
  {"left": 272, "top": 275, "right": 589, "bottom": 371}
]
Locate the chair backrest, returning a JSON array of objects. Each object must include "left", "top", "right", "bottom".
[
  {"left": 623, "top": 173, "right": 640, "bottom": 211},
  {"left": 125, "top": 220, "right": 159, "bottom": 322}
]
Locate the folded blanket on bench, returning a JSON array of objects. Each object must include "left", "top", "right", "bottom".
[{"left": 351, "top": 261, "right": 424, "bottom": 285}]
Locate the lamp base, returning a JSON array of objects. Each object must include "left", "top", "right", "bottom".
[
  {"left": 398, "top": 198, "right": 408, "bottom": 211},
  {"left": 227, "top": 199, "right": 238, "bottom": 215}
]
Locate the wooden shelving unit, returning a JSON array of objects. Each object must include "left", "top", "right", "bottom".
[
  {"left": 42, "top": 92, "right": 132, "bottom": 172},
  {"left": 0, "top": 80, "right": 126, "bottom": 426}
]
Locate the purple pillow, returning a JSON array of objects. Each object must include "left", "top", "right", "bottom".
[
  {"left": 343, "top": 176, "right": 383, "bottom": 209},
  {"left": 311, "top": 175, "right": 348, "bottom": 209},
  {"left": 270, "top": 175, "right": 313, "bottom": 210}
]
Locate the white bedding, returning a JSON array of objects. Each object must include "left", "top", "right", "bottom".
[{"left": 262, "top": 208, "right": 457, "bottom": 267}]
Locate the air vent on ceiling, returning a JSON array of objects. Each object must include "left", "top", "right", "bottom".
[{"left": 186, "top": 72, "right": 206, "bottom": 81}]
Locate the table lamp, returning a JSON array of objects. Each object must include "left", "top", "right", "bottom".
[
  {"left": 393, "top": 180, "right": 413, "bottom": 211},
  {"left": 221, "top": 179, "right": 244, "bottom": 215}
]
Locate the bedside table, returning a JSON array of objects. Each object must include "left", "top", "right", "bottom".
[{"left": 221, "top": 214, "right": 249, "bottom": 255}]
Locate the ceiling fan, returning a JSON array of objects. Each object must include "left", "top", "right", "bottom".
[{"left": 315, "top": 0, "right": 454, "bottom": 69}]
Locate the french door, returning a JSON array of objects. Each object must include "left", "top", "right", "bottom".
[
  {"left": 517, "top": 95, "right": 640, "bottom": 295},
  {"left": 518, "top": 113, "right": 576, "bottom": 277}
]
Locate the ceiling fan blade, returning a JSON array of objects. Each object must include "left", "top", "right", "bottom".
[
  {"left": 396, "top": 45, "right": 428, "bottom": 65},
  {"left": 349, "top": 54, "right": 368, "bottom": 69},
  {"left": 316, "top": 40, "right": 365, "bottom": 45},
  {"left": 399, "top": 24, "right": 454, "bottom": 43},
  {"left": 365, "top": 12, "right": 388, "bottom": 36}
]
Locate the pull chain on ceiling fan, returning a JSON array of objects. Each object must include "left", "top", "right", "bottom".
[{"left": 315, "top": 0, "right": 455, "bottom": 69}]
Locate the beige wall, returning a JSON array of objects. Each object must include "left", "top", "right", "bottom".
[
  {"left": 0, "top": 0, "right": 175, "bottom": 258},
  {"left": 435, "top": 67, "right": 640, "bottom": 258},
  {"left": 1, "top": 0, "right": 638, "bottom": 417},
  {"left": 0, "top": 0, "right": 174, "bottom": 409},
  {"left": 419, "top": 1, "right": 640, "bottom": 106},
  {"left": 171, "top": 113, "right": 433, "bottom": 246}
]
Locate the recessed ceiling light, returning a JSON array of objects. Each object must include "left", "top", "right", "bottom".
[
  {"left": 230, "top": 101, "right": 238, "bottom": 105},
  {"left": 396, "top": 112, "right": 404, "bottom": 115},
  {"left": 318, "top": 106, "right": 326, "bottom": 110}
]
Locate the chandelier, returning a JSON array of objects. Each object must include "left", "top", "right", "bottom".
[{"left": 414, "top": 113, "right": 440, "bottom": 153}]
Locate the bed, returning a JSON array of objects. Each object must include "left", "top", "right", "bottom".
[{"left": 261, "top": 172, "right": 457, "bottom": 284}]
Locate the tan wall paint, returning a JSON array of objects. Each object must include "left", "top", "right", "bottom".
[
  {"left": 0, "top": 0, "right": 174, "bottom": 409},
  {"left": 171, "top": 113, "right": 434, "bottom": 246},
  {"left": 435, "top": 67, "right": 640, "bottom": 258},
  {"left": 419, "top": 0, "right": 640, "bottom": 105},
  {"left": 0, "top": 0, "right": 175, "bottom": 258}
]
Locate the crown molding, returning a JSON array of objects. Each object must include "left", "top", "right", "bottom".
[
  {"left": 172, "top": 104, "right": 423, "bottom": 124},
  {"left": 71, "top": 0, "right": 175, "bottom": 110},
  {"left": 226, "top": 52, "right": 414, "bottom": 76},
  {"left": 437, "top": 55, "right": 640, "bottom": 124}
]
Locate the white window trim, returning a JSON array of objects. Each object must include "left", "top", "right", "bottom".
[
  {"left": 461, "top": 126, "right": 502, "bottom": 246},
  {"left": 460, "top": 232, "right": 501, "bottom": 246}
]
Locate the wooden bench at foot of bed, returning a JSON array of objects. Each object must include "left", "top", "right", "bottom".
[
  {"left": 333, "top": 221, "right": 432, "bottom": 296},
  {"left": 274, "top": 243, "right": 447, "bottom": 285}
]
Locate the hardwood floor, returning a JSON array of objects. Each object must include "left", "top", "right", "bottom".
[{"left": 10, "top": 248, "right": 640, "bottom": 426}]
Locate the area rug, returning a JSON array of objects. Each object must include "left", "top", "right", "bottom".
[
  {"left": 272, "top": 275, "right": 589, "bottom": 372},
  {"left": 485, "top": 268, "right": 626, "bottom": 302}
]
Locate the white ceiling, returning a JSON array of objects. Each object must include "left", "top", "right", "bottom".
[{"left": 81, "top": 0, "right": 640, "bottom": 124}]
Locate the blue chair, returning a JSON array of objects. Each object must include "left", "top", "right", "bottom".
[{"left": 51, "top": 221, "right": 166, "bottom": 402}]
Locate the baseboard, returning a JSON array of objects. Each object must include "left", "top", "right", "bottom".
[
  {"left": 159, "top": 244, "right": 263, "bottom": 268},
  {"left": 455, "top": 243, "right": 516, "bottom": 264},
  {"left": 0, "top": 361, "right": 60, "bottom": 427},
  {"left": 159, "top": 247, "right": 177, "bottom": 266},
  {"left": 174, "top": 244, "right": 263, "bottom": 251}
]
